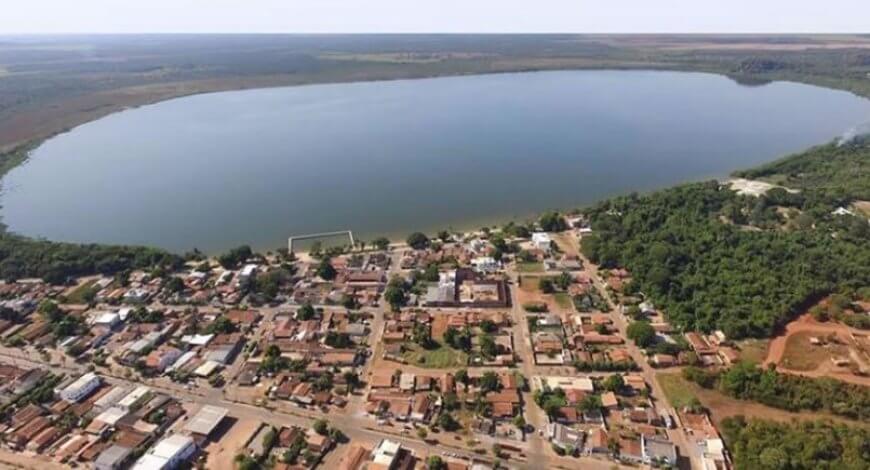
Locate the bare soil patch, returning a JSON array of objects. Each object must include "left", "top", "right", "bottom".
[
  {"left": 764, "top": 314, "right": 870, "bottom": 386},
  {"left": 657, "top": 372, "right": 866, "bottom": 430}
]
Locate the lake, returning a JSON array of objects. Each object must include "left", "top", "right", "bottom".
[{"left": 2, "top": 70, "right": 869, "bottom": 253}]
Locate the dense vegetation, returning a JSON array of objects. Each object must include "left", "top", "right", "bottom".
[
  {"left": 721, "top": 417, "right": 870, "bottom": 470},
  {"left": 735, "top": 138, "right": 870, "bottom": 201},
  {"left": 0, "top": 233, "right": 183, "bottom": 283},
  {"left": 581, "top": 141, "right": 870, "bottom": 338},
  {"left": 683, "top": 362, "right": 870, "bottom": 421}
]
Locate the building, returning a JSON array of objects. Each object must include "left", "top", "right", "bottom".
[
  {"left": 372, "top": 440, "right": 401, "bottom": 468},
  {"left": 642, "top": 436, "right": 678, "bottom": 466},
  {"left": 471, "top": 257, "right": 499, "bottom": 274},
  {"left": 58, "top": 372, "right": 101, "bottom": 403},
  {"left": 532, "top": 232, "right": 552, "bottom": 250},
  {"left": 238, "top": 264, "right": 258, "bottom": 285},
  {"left": 133, "top": 434, "right": 196, "bottom": 470},
  {"left": 95, "top": 444, "right": 133, "bottom": 470},
  {"left": 117, "top": 385, "right": 151, "bottom": 412},
  {"left": 537, "top": 376, "right": 594, "bottom": 393},
  {"left": 183, "top": 405, "right": 228, "bottom": 440},
  {"left": 549, "top": 423, "right": 585, "bottom": 453}
]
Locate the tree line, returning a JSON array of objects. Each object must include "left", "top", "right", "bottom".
[{"left": 683, "top": 362, "right": 870, "bottom": 421}]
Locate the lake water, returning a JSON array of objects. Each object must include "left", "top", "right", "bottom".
[{"left": 2, "top": 71, "right": 869, "bottom": 253}]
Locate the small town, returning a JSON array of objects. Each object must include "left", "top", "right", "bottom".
[{"left": 0, "top": 212, "right": 749, "bottom": 470}]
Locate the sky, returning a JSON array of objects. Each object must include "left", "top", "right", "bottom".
[{"left": 0, "top": 0, "right": 868, "bottom": 35}]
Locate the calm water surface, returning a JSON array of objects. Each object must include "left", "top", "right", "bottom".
[{"left": 2, "top": 71, "right": 869, "bottom": 252}]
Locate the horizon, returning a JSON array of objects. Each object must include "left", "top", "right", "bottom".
[{"left": 2, "top": 1, "right": 868, "bottom": 35}]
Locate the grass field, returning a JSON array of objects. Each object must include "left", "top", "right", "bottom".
[
  {"left": 402, "top": 345, "right": 468, "bottom": 369},
  {"left": 736, "top": 339, "right": 770, "bottom": 365},
  {"left": 517, "top": 262, "right": 544, "bottom": 273},
  {"left": 657, "top": 372, "right": 699, "bottom": 409},
  {"left": 554, "top": 293, "right": 573, "bottom": 310},
  {"left": 64, "top": 279, "right": 98, "bottom": 304}
]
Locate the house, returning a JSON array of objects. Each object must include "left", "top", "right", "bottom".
[
  {"left": 642, "top": 436, "right": 678, "bottom": 466},
  {"left": 586, "top": 428, "right": 609, "bottom": 455},
  {"left": 652, "top": 354, "right": 677, "bottom": 367},
  {"left": 26, "top": 425, "right": 61, "bottom": 452},
  {"left": 685, "top": 332, "right": 716, "bottom": 355},
  {"left": 624, "top": 375, "right": 647, "bottom": 393},
  {"left": 601, "top": 391, "right": 619, "bottom": 410},
  {"left": 306, "top": 430, "right": 333, "bottom": 454},
  {"left": 145, "top": 346, "right": 182, "bottom": 372},
  {"left": 338, "top": 443, "right": 369, "bottom": 470},
  {"left": 95, "top": 444, "right": 133, "bottom": 470},
  {"left": 619, "top": 438, "right": 644, "bottom": 464},
  {"left": 555, "top": 407, "right": 578, "bottom": 424},
  {"left": 117, "top": 385, "right": 151, "bottom": 412},
  {"left": 549, "top": 423, "right": 585, "bottom": 453},
  {"left": 238, "top": 264, "right": 258, "bottom": 285},
  {"left": 471, "top": 257, "right": 499, "bottom": 274},
  {"left": 485, "top": 389, "right": 520, "bottom": 419},
  {"left": 372, "top": 440, "right": 401, "bottom": 468},
  {"left": 58, "top": 372, "right": 101, "bottom": 403},
  {"left": 399, "top": 373, "right": 415, "bottom": 392},
  {"left": 538, "top": 376, "right": 594, "bottom": 393},
  {"left": 183, "top": 405, "right": 227, "bottom": 440},
  {"left": 410, "top": 395, "right": 431, "bottom": 423},
  {"left": 225, "top": 309, "right": 261, "bottom": 326}
]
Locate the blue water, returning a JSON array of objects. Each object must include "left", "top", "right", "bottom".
[{"left": 2, "top": 70, "right": 868, "bottom": 253}]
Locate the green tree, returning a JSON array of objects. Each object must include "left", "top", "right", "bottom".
[
  {"left": 603, "top": 374, "right": 624, "bottom": 392},
  {"left": 427, "top": 455, "right": 445, "bottom": 470},
  {"left": 455, "top": 369, "right": 469, "bottom": 390},
  {"left": 406, "top": 232, "right": 430, "bottom": 250},
  {"left": 437, "top": 412, "right": 460, "bottom": 431},
  {"left": 626, "top": 321, "right": 656, "bottom": 348},
  {"left": 372, "top": 237, "right": 390, "bottom": 250},
  {"left": 538, "top": 278, "right": 555, "bottom": 294},
  {"left": 480, "top": 334, "right": 498, "bottom": 359},
  {"left": 556, "top": 271, "right": 572, "bottom": 290},
  {"left": 479, "top": 371, "right": 500, "bottom": 393},
  {"left": 383, "top": 278, "right": 408, "bottom": 311},
  {"left": 316, "top": 258, "right": 337, "bottom": 280},
  {"left": 297, "top": 303, "right": 316, "bottom": 320},
  {"left": 539, "top": 212, "right": 568, "bottom": 232},
  {"left": 313, "top": 419, "right": 329, "bottom": 435}
]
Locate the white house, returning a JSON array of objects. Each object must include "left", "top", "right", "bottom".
[{"left": 532, "top": 232, "right": 552, "bottom": 251}]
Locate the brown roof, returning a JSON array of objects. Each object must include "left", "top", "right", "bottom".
[
  {"left": 491, "top": 402, "right": 514, "bottom": 417},
  {"left": 339, "top": 443, "right": 369, "bottom": 470},
  {"left": 225, "top": 309, "right": 260, "bottom": 324},
  {"left": 485, "top": 390, "right": 520, "bottom": 404}
]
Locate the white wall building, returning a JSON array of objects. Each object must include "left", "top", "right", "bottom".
[
  {"left": 58, "top": 372, "right": 101, "bottom": 403},
  {"left": 132, "top": 434, "right": 196, "bottom": 470},
  {"left": 532, "top": 232, "right": 552, "bottom": 251}
]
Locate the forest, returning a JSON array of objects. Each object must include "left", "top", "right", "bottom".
[
  {"left": 0, "top": 233, "right": 182, "bottom": 284},
  {"left": 721, "top": 417, "right": 870, "bottom": 470},
  {"left": 683, "top": 362, "right": 870, "bottom": 420},
  {"left": 581, "top": 140, "right": 870, "bottom": 338}
]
